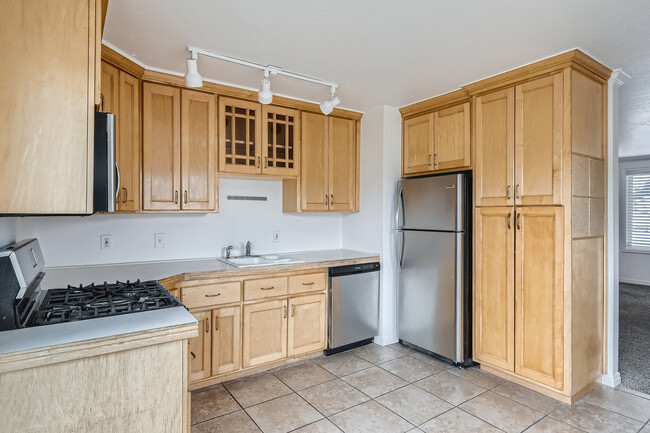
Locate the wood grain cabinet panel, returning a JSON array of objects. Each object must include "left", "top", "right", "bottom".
[
  {"left": 475, "top": 89, "right": 515, "bottom": 207},
  {"left": 328, "top": 117, "right": 357, "bottom": 212},
  {"left": 515, "top": 74, "right": 563, "bottom": 206},
  {"left": 188, "top": 311, "right": 211, "bottom": 382},
  {"left": 288, "top": 272, "right": 327, "bottom": 294},
  {"left": 243, "top": 277, "right": 288, "bottom": 301},
  {"left": 515, "top": 206, "right": 564, "bottom": 389},
  {"left": 288, "top": 294, "right": 327, "bottom": 356},
  {"left": 403, "top": 113, "right": 434, "bottom": 175},
  {"left": 219, "top": 97, "right": 261, "bottom": 175},
  {"left": 434, "top": 102, "right": 471, "bottom": 170},
  {"left": 182, "top": 282, "right": 241, "bottom": 310},
  {"left": 100, "top": 61, "right": 118, "bottom": 114},
  {"left": 243, "top": 299, "right": 287, "bottom": 368},
  {"left": 142, "top": 83, "right": 182, "bottom": 211},
  {"left": 181, "top": 89, "right": 217, "bottom": 211},
  {"left": 212, "top": 307, "right": 241, "bottom": 375},
  {"left": 0, "top": 0, "right": 100, "bottom": 214},
  {"left": 262, "top": 106, "right": 300, "bottom": 177},
  {"left": 116, "top": 71, "right": 140, "bottom": 212},
  {"left": 300, "top": 112, "right": 330, "bottom": 211},
  {"left": 474, "top": 207, "right": 514, "bottom": 371}
]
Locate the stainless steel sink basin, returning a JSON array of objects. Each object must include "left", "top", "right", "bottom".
[{"left": 219, "top": 255, "right": 306, "bottom": 268}]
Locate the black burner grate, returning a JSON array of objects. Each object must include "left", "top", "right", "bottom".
[{"left": 31, "top": 280, "right": 182, "bottom": 326}]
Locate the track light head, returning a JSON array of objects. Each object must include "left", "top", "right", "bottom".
[
  {"left": 184, "top": 58, "right": 203, "bottom": 88},
  {"left": 258, "top": 75, "right": 273, "bottom": 105},
  {"left": 320, "top": 95, "right": 341, "bottom": 115}
]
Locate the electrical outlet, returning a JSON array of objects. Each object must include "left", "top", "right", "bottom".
[
  {"left": 155, "top": 233, "right": 166, "bottom": 248},
  {"left": 273, "top": 230, "right": 280, "bottom": 243},
  {"left": 100, "top": 234, "right": 112, "bottom": 251}
]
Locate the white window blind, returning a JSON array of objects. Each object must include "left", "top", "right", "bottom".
[{"left": 626, "top": 170, "right": 650, "bottom": 250}]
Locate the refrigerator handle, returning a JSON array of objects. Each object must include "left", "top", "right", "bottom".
[
  {"left": 396, "top": 186, "right": 405, "bottom": 229},
  {"left": 397, "top": 230, "right": 405, "bottom": 270}
]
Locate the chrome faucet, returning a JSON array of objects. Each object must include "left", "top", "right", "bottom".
[
  {"left": 245, "top": 241, "right": 252, "bottom": 256},
  {"left": 225, "top": 245, "right": 233, "bottom": 259}
]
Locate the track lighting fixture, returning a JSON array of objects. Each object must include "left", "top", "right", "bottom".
[
  {"left": 184, "top": 52, "right": 203, "bottom": 88},
  {"left": 258, "top": 70, "right": 273, "bottom": 105},
  {"left": 185, "top": 46, "right": 341, "bottom": 113}
]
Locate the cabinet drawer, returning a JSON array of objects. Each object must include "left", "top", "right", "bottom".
[
  {"left": 182, "top": 282, "right": 241, "bottom": 309},
  {"left": 288, "top": 273, "right": 327, "bottom": 294},
  {"left": 244, "top": 277, "right": 288, "bottom": 301}
]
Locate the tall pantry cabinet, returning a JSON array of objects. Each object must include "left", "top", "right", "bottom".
[{"left": 471, "top": 52, "right": 610, "bottom": 403}]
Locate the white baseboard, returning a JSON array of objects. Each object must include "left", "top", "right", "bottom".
[
  {"left": 620, "top": 277, "right": 650, "bottom": 286},
  {"left": 373, "top": 335, "right": 399, "bottom": 346},
  {"left": 601, "top": 372, "right": 622, "bottom": 388}
]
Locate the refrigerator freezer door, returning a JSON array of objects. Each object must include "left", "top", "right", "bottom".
[
  {"left": 398, "top": 230, "right": 462, "bottom": 361},
  {"left": 397, "top": 174, "right": 463, "bottom": 231}
]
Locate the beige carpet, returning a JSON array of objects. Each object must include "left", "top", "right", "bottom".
[{"left": 619, "top": 282, "right": 650, "bottom": 395}]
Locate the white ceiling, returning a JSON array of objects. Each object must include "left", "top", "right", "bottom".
[{"left": 104, "top": 0, "right": 650, "bottom": 157}]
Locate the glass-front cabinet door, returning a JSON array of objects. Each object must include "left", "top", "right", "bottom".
[
  {"left": 219, "top": 97, "right": 262, "bottom": 175},
  {"left": 262, "top": 106, "right": 300, "bottom": 177}
]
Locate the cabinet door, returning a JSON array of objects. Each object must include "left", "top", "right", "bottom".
[
  {"left": 473, "top": 207, "right": 514, "bottom": 371},
  {"left": 301, "top": 112, "right": 330, "bottom": 211},
  {"left": 403, "top": 113, "right": 434, "bottom": 175},
  {"left": 142, "top": 83, "right": 181, "bottom": 211},
  {"left": 212, "top": 307, "right": 241, "bottom": 376},
  {"left": 434, "top": 102, "right": 470, "bottom": 171},
  {"left": 116, "top": 71, "right": 140, "bottom": 212},
  {"left": 288, "top": 294, "right": 327, "bottom": 356},
  {"left": 475, "top": 89, "right": 515, "bottom": 207},
  {"left": 262, "top": 106, "right": 300, "bottom": 177},
  {"left": 219, "top": 97, "right": 261, "bottom": 175},
  {"left": 515, "top": 206, "right": 564, "bottom": 389},
  {"left": 100, "top": 61, "right": 118, "bottom": 114},
  {"left": 181, "top": 89, "right": 217, "bottom": 211},
  {"left": 189, "top": 311, "right": 211, "bottom": 382},
  {"left": 242, "top": 299, "right": 287, "bottom": 368},
  {"left": 515, "top": 74, "right": 563, "bottom": 206},
  {"left": 328, "top": 117, "right": 357, "bottom": 212}
]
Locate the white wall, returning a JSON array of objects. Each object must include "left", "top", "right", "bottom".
[
  {"left": 342, "top": 105, "right": 402, "bottom": 345},
  {"left": 619, "top": 156, "right": 650, "bottom": 285},
  {"left": 0, "top": 218, "right": 17, "bottom": 248},
  {"left": 16, "top": 179, "right": 343, "bottom": 267}
]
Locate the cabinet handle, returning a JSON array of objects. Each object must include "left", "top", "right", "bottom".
[
  {"left": 506, "top": 185, "right": 511, "bottom": 200},
  {"left": 283, "top": 305, "right": 287, "bottom": 318},
  {"left": 184, "top": 190, "right": 188, "bottom": 204},
  {"left": 264, "top": 156, "right": 268, "bottom": 168},
  {"left": 515, "top": 184, "right": 520, "bottom": 199},
  {"left": 123, "top": 187, "right": 128, "bottom": 204},
  {"left": 516, "top": 212, "right": 521, "bottom": 230},
  {"left": 325, "top": 194, "right": 329, "bottom": 207},
  {"left": 261, "top": 286, "right": 275, "bottom": 291},
  {"left": 256, "top": 156, "right": 261, "bottom": 168},
  {"left": 302, "top": 282, "right": 314, "bottom": 286},
  {"left": 433, "top": 153, "right": 438, "bottom": 168},
  {"left": 205, "top": 318, "right": 210, "bottom": 333},
  {"left": 190, "top": 351, "right": 196, "bottom": 360},
  {"left": 215, "top": 317, "right": 219, "bottom": 331},
  {"left": 507, "top": 212, "right": 511, "bottom": 230},
  {"left": 205, "top": 293, "right": 221, "bottom": 297},
  {"left": 331, "top": 194, "right": 334, "bottom": 205},
  {"left": 291, "top": 305, "right": 295, "bottom": 317},
  {"left": 428, "top": 154, "right": 432, "bottom": 165},
  {"left": 100, "top": 93, "right": 105, "bottom": 111},
  {"left": 174, "top": 190, "right": 179, "bottom": 204}
]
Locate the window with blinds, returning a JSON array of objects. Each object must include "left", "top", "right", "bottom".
[{"left": 625, "top": 170, "right": 650, "bottom": 251}]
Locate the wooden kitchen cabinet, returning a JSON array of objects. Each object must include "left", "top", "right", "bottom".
[
  {"left": 475, "top": 74, "right": 563, "bottom": 207},
  {"left": 189, "top": 311, "right": 212, "bottom": 382},
  {"left": 243, "top": 299, "right": 288, "bottom": 368},
  {"left": 100, "top": 61, "right": 119, "bottom": 114},
  {"left": 515, "top": 206, "right": 564, "bottom": 389},
  {"left": 403, "top": 113, "right": 434, "bottom": 175},
  {"left": 433, "top": 102, "right": 471, "bottom": 171},
  {"left": 262, "top": 106, "right": 300, "bottom": 177},
  {"left": 288, "top": 294, "right": 327, "bottom": 356},
  {"left": 212, "top": 307, "right": 241, "bottom": 375},
  {"left": 0, "top": 0, "right": 101, "bottom": 214},
  {"left": 219, "top": 97, "right": 262, "bottom": 175},
  {"left": 142, "top": 83, "right": 217, "bottom": 212},
  {"left": 116, "top": 71, "right": 141, "bottom": 212},
  {"left": 284, "top": 112, "right": 358, "bottom": 212},
  {"left": 473, "top": 207, "right": 514, "bottom": 372}
]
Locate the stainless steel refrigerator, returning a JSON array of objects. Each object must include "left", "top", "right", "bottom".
[{"left": 396, "top": 172, "right": 471, "bottom": 365}]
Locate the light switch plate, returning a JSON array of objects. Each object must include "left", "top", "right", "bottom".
[
  {"left": 155, "top": 233, "right": 166, "bottom": 248},
  {"left": 100, "top": 234, "right": 112, "bottom": 251},
  {"left": 273, "top": 230, "right": 280, "bottom": 243}
]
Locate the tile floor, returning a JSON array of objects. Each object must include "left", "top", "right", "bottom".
[{"left": 190, "top": 343, "right": 650, "bottom": 433}]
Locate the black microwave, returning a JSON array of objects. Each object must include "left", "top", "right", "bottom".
[{"left": 93, "top": 112, "right": 118, "bottom": 213}]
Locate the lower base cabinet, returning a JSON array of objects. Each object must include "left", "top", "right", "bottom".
[
  {"left": 288, "top": 294, "right": 327, "bottom": 356},
  {"left": 212, "top": 307, "right": 241, "bottom": 375},
  {"left": 188, "top": 311, "right": 211, "bottom": 382},
  {"left": 243, "top": 299, "right": 288, "bottom": 368}
]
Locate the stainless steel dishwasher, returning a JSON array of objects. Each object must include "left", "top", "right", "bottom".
[{"left": 326, "top": 262, "right": 380, "bottom": 355}]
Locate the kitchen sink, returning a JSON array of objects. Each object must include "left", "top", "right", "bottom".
[{"left": 220, "top": 255, "right": 306, "bottom": 268}]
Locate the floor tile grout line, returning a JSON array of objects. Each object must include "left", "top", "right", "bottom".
[
  {"left": 617, "top": 386, "right": 650, "bottom": 402},
  {"left": 455, "top": 406, "right": 508, "bottom": 432},
  {"left": 564, "top": 398, "right": 649, "bottom": 425},
  {"left": 189, "top": 385, "right": 244, "bottom": 427}
]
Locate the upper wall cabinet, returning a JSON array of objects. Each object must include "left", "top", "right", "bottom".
[
  {"left": 283, "top": 113, "right": 359, "bottom": 213},
  {"left": 219, "top": 98, "right": 300, "bottom": 177},
  {"left": 142, "top": 83, "right": 217, "bottom": 212},
  {"left": 0, "top": 0, "right": 101, "bottom": 214},
  {"left": 475, "top": 74, "right": 563, "bottom": 207},
  {"left": 401, "top": 101, "right": 471, "bottom": 177}
]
